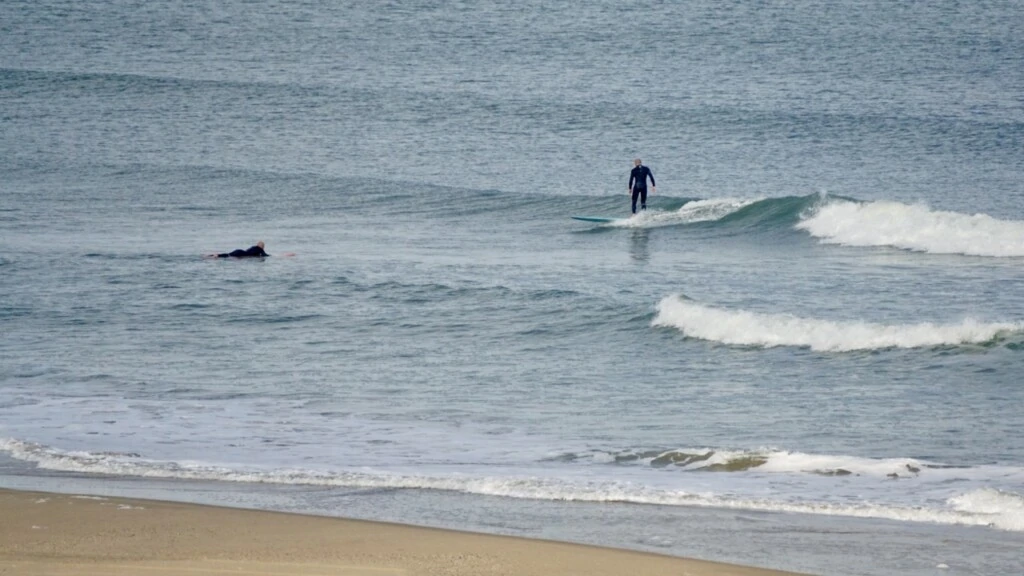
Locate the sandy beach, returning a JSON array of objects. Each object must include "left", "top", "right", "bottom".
[{"left": 0, "top": 488, "right": 806, "bottom": 576}]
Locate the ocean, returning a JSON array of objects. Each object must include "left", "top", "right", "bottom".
[{"left": 2, "top": 1, "right": 1023, "bottom": 574}]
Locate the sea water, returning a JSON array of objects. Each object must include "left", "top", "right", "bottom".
[{"left": 2, "top": 2, "right": 1023, "bottom": 575}]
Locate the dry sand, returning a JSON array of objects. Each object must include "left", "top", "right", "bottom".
[{"left": 0, "top": 488, "right": 807, "bottom": 575}]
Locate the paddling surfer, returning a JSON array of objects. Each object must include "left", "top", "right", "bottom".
[
  {"left": 213, "top": 241, "right": 269, "bottom": 258},
  {"left": 628, "top": 158, "right": 656, "bottom": 214}
]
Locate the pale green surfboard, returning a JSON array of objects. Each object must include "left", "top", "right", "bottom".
[{"left": 570, "top": 216, "right": 626, "bottom": 223}]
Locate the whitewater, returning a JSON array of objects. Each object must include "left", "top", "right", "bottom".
[
  {"left": 798, "top": 199, "right": 1024, "bottom": 257},
  {"left": 4, "top": 436, "right": 1024, "bottom": 533},
  {"left": 653, "top": 294, "right": 1022, "bottom": 352}
]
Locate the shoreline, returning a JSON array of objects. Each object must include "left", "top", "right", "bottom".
[{"left": 0, "top": 487, "right": 807, "bottom": 576}]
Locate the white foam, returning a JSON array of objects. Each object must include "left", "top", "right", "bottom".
[
  {"left": 4, "top": 438, "right": 1023, "bottom": 532},
  {"left": 611, "top": 198, "right": 759, "bottom": 228},
  {"left": 797, "top": 200, "right": 1024, "bottom": 257},
  {"left": 653, "top": 295, "right": 1020, "bottom": 351},
  {"left": 758, "top": 451, "right": 924, "bottom": 477},
  {"left": 697, "top": 449, "right": 929, "bottom": 478},
  {"left": 948, "top": 489, "right": 1024, "bottom": 532},
  {"left": 599, "top": 447, "right": 972, "bottom": 479}
]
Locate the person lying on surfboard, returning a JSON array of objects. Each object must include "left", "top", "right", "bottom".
[
  {"left": 211, "top": 241, "right": 270, "bottom": 258},
  {"left": 628, "top": 158, "right": 656, "bottom": 214}
]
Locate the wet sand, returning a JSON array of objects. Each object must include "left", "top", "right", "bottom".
[{"left": 0, "top": 488, "right": 807, "bottom": 575}]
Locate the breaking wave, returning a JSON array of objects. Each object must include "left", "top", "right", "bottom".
[
  {"left": 797, "top": 199, "right": 1024, "bottom": 257},
  {"left": 609, "top": 198, "right": 762, "bottom": 228},
  {"left": 652, "top": 295, "right": 1021, "bottom": 351},
  {"left": 576, "top": 194, "right": 1024, "bottom": 259},
  {"left": 553, "top": 447, "right": 941, "bottom": 478},
  {"left": 3, "top": 437, "right": 1023, "bottom": 532}
]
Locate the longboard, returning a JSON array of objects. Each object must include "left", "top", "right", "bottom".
[
  {"left": 571, "top": 216, "right": 626, "bottom": 223},
  {"left": 203, "top": 252, "right": 296, "bottom": 258}
]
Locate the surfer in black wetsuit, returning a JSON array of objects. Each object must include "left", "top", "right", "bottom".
[
  {"left": 628, "top": 158, "right": 656, "bottom": 214},
  {"left": 215, "top": 241, "right": 269, "bottom": 258}
]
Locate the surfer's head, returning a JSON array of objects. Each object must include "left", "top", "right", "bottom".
[
  {"left": 634, "top": 158, "right": 642, "bottom": 166},
  {"left": 257, "top": 241, "right": 265, "bottom": 249}
]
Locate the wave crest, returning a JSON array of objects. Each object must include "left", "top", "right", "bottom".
[
  {"left": 652, "top": 295, "right": 1020, "bottom": 351},
  {"left": 797, "top": 199, "right": 1024, "bottom": 257},
  {"left": 609, "top": 198, "right": 761, "bottom": 228}
]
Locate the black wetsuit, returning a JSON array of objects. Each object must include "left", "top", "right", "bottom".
[
  {"left": 629, "top": 165, "right": 655, "bottom": 214},
  {"left": 217, "top": 245, "right": 269, "bottom": 258}
]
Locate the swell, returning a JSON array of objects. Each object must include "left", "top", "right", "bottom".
[
  {"left": 10, "top": 142, "right": 1022, "bottom": 260},
  {"left": 0, "top": 66, "right": 355, "bottom": 96}
]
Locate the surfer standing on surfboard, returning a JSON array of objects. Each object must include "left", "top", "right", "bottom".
[{"left": 628, "top": 159, "right": 656, "bottom": 214}]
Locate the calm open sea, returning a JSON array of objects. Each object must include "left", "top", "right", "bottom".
[{"left": 2, "top": 2, "right": 1023, "bottom": 574}]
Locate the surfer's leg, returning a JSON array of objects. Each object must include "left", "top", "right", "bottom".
[
  {"left": 631, "top": 189, "right": 640, "bottom": 213},
  {"left": 640, "top": 189, "right": 647, "bottom": 210}
]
